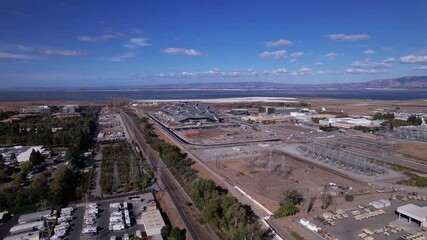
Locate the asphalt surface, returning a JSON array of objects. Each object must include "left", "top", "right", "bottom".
[{"left": 67, "top": 194, "right": 154, "bottom": 240}]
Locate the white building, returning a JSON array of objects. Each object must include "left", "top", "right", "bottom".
[
  {"left": 142, "top": 210, "right": 165, "bottom": 236},
  {"left": 21, "top": 106, "right": 51, "bottom": 115},
  {"left": 397, "top": 204, "right": 427, "bottom": 229},
  {"left": 62, "top": 105, "right": 79, "bottom": 113},
  {"left": 16, "top": 146, "right": 44, "bottom": 163},
  {"left": 319, "top": 117, "right": 383, "bottom": 129}
]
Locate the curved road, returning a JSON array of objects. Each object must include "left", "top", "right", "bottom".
[{"left": 146, "top": 113, "right": 281, "bottom": 147}]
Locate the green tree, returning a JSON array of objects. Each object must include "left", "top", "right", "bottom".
[
  {"left": 169, "top": 227, "right": 185, "bottom": 240},
  {"left": 19, "top": 161, "right": 33, "bottom": 174},
  {"left": 161, "top": 225, "right": 172, "bottom": 237},
  {"left": 274, "top": 202, "right": 299, "bottom": 217},
  {"left": 50, "top": 166, "right": 78, "bottom": 205},
  {"left": 281, "top": 189, "right": 304, "bottom": 205},
  {"left": 66, "top": 146, "right": 84, "bottom": 168},
  {"left": 12, "top": 173, "right": 23, "bottom": 186},
  {"left": 415, "top": 177, "right": 427, "bottom": 188},
  {"left": 345, "top": 194, "right": 354, "bottom": 202},
  {"left": 29, "top": 149, "right": 44, "bottom": 166}
]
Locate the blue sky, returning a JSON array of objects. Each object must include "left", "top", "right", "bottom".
[{"left": 1, "top": 0, "right": 427, "bottom": 88}]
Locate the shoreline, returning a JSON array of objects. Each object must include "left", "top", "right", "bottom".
[{"left": 133, "top": 96, "right": 299, "bottom": 103}]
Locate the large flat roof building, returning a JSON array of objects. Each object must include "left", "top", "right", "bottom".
[
  {"left": 18, "top": 210, "right": 51, "bottom": 224},
  {"left": 142, "top": 210, "right": 166, "bottom": 237},
  {"left": 161, "top": 102, "right": 221, "bottom": 123},
  {"left": 397, "top": 204, "right": 427, "bottom": 229}
]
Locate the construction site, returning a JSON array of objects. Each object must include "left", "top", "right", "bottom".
[{"left": 131, "top": 97, "right": 427, "bottom": 239}]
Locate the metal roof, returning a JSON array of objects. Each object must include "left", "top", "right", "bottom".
[{"left": 18, "top": 210, "right": 51, "bottom": 224}]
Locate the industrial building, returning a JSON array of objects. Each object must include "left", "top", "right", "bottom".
[
  {"left": 142, "top": 210, "right": 165, "bottom": 237},
  {"left": 18, "top": 210, "right": 52, "bottom": 224},
  {"left": 259, "top": 106, "right": 300, "bottom": 115},
  {"left": 21, "top": 106, "right": 51, "bottom": 115},
  {"left": 62, "top": 105, "right": 79, "bottom": 113},
  {"left": 319, "top": 117, "right": 383, "bottom": 129},
  {"left": 397, "top": 204, "right": 427, "bottom": 229},
  {"left": 161, "top": 102, "right": 221, "bottom": 123},
  {"left": 229, "top": 109, "right": 250, "bottom": 115}
]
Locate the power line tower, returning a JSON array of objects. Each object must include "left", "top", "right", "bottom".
[
  {"left": 280, "top": 156, "right": 287, "bottom": 179},
  {"left": 267, "top": 150, "right": 274, "bottom": 172}
]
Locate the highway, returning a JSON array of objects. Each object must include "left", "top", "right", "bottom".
[{"left": 121, "top": 110, "right": 215, "bottom": 240}]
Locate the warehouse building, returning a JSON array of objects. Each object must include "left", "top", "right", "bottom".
[
  {"left": 229, "top": 109, "right": 249, "bottom": 115},
  {"left": 18, "top": 210, "right": 52, "bottom": 224},
  {"left": 397, "top": 204, "right": 427, "bottom": 229},
  {"left": 319, "top": 117, "right": 383, "bottom": 129},
  {"left": 142, "top": 210, "right": 166, "bottom": 237},
  {"left": 259, "top": 106, "right": 300, "bottom": 115},
  {"left": 161, "top": 102, "right": 221, "bottom": 123},
  {"left": 21, "top": 106, "right": 51, "bottom": 115}
]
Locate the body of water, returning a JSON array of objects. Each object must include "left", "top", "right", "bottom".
[{"left": 0, "top": 89, "right": 427, "bottom": 102}]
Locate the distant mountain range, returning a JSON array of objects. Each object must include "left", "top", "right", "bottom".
[{"left": 142, "top": 76, "right": 427, "bottom": 90}]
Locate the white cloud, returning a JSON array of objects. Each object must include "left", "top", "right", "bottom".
[
  {"left": 399, "top": 54, "right": 427, "bottom": 64},
  {"left": 124, "top": 38, "right": 150, "bottom": 49},
  {"left": 0, "top": 51, "right": 34, "bottom": 60},
  {"left": 259, "top": 50, "right": 286, "bottom": 59},
  {"left": 108, "top": 53, "right": 135, "bottom": 62},
  {"left": 351, "top": 60, "right": 391, "bottom": 69},
  {"left": 314, "top": 61, "right": 323, "bottom": 66},
  {"left": 290, "top": 52, "right": 304, "bottom": 58},
  {"left": 364, "top": 49, "right": 375, "bottom": 55},
  {"left": 265, "top": 39, "right": 293, "bottom": 47},
  {"left": 325, "top": 52, "right": 338, "bottom": 59},
  {"left": 271, "top": 68, "right": 289, "bottom": 75},
  {"left": 290, "top": 67, "right": 313, "bottom": 76},
  {"left": 326, "top": 33, "right": 370, "bottom": 41},
  {"left": 414, "top": 66, "right": 427, "bottom": 71},
  {"left": 290, "top": 58, "right": 297, "bottom": 63},
  {"left": 77, "top": 31, "right": 126, "bottom": 42},
  {"left": 38, "top": 48, "right": 87, "bottom": 57},
  {"left": 382, "top": 57, "right": 396, "bottom": 63},
  {"left": 246, "top": 69, "right": 257, "bottom": 76},
  {"left": 345, "top": 68, "right": 387, "bottom": 74},
  {"left": 162, "top": 48, "right": 202, "bottom": 57}
]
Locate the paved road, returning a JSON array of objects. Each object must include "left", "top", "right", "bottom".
[
  {"left": 146, "top": 113, "right": 281, "bottom": 147},
  {"left": 121, "top": 110, "right": 214, "bottom": 240}
]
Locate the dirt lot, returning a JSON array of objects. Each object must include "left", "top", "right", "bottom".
[
  {"left": 196, "top": 146, "right": 372, "bottom": 212},
  {"left": 394, "top": 140, "right": 427, "bottom": 162},
  {"left": 177, "top": 126, "right": 275, "bottom": 144}
]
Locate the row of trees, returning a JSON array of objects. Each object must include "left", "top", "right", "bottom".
[
  {"left": 139, "top": 117, "right": 270, "bottom": 239},
  {"left": 100, "top": 142, "right": 152, "bottom": 194},
  {"left": 0, "top": 106, "right": 98, "bottom": 150},
  {"left": 0, "top": 165, "right": 85, "bottom": 212}
]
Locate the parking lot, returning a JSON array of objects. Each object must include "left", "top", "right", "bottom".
[
  {"left": 310, "top": 198, "right": 427, "bottom": 240},
  {"left": 66, "top": 193, "right": 155, "bottom": 240}
]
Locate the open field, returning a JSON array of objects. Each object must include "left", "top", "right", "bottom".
[
  {"left": 193, "top": 144, "right": 374, "bottom": 212},
  {"left": 177, "top": 125, "right": 277, "bottom": 144},
  {"left": 394, "top": 140, "right": 427, "bottom": 162}
]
